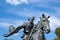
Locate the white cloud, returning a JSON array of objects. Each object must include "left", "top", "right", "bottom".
[
  {"left": 6, "top": 0, "right": 28, "bottom": 5},
  {"left": 13, "top": 20, "right": 26, "bottom": 27},
  {"left": 0, "top": 19, "right": 25, "bottom": 29},
  {"left": 49, "top": 16, "right": 60, "bottom": 31},
  {"left": 0, "top": 22, "right": 12, "bottom": 27},
  {"left": 29, "top": 0, "right": 60, "bottom": 3}
]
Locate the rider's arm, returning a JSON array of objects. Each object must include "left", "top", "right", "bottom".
[
  {"left": 14, "top": 22, "right": 26, "bottom": 33},
  {"left": 4, "top": 22, "right": 26, "bottom": 37}
]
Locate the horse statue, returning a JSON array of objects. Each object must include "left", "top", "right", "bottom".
[
  {"left": 29, "top": 14, "right": 50, "bottom": 40},
  {"left": 4, "top": 14, "right": 50, "bottom": 40}
]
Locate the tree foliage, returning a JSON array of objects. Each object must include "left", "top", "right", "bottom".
[
  {"left": 54, "top": 27, "right": 60, "bottom": 40},
  {"left": 55, "top": 27, "right": 60, "bottom": 38}
]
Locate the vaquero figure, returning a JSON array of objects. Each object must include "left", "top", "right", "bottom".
[{"left": 4, "top": 16, "right": 35, "bottom": 40}]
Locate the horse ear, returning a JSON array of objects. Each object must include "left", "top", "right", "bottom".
[
  {"left": 47, "top": 16, "right": 50, "bottom": 18},
  {"left": 42, "top": 14, "right": 45, "bottom": 18}
]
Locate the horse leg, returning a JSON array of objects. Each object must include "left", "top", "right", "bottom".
[
  {"left": 42, "top": 33, "right": 46, "bottom": 40},
  {"left": 42, "top": 36, "right": 46, "bottom": 40}
]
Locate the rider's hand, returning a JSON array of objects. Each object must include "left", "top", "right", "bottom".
[{"left": 4, "top": 34, "right": 9, "bottom": 37}]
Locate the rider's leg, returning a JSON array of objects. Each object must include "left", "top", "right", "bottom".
[{"left": 23, "top": 34, "right": 29, "bottom": 40}]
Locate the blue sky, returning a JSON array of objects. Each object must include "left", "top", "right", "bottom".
[{"left": 0, "top": 0, "right": 60, "bottom": 40}]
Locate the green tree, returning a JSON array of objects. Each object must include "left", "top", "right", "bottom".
[{"left": 54, "top": 27, "right": 60, "bottom": 40}]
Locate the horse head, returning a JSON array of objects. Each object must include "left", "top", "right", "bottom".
[{"left": 40, "top": 14, "right": 50, "bottom": 34}]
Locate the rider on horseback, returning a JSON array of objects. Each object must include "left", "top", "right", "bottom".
[{"left": 4, "top": 16, "right": 35, "bottom": 40}]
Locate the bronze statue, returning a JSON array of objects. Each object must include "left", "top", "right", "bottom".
[
  {"left": 4, "top": 14, "right": 50, "bottom": 40},
  {"left": 4, "top": 16, "right": 35, "bottom": 40},
  {"left": 32, "top": 14, "right": 50, "bottom": 40}
]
